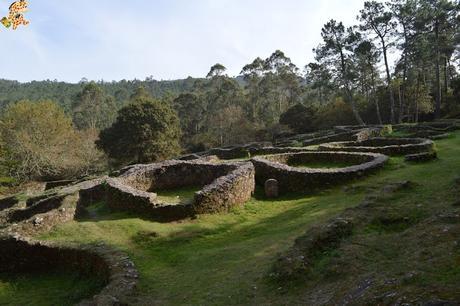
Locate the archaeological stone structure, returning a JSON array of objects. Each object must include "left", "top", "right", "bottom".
[
  {"left": 318, "top": 137, "right": 434, "bottom": 156},
  {"left": 0, "top": 235, "right": 138, "bottom": 306},
  {"left": 252, "top": 151, "right": 388, "bottom": 195},
  {"left": 105, "top": 160, "right": 255, "bottom": 220},
  {"left": 0, "top": 121, "right": 456, "bottom": 305}
]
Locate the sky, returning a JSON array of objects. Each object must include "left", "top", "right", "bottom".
[{"left": 0, "top": 0, "right": 366, "bottom": 83}]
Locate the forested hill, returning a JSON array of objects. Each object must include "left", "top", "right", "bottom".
[{"left": 0, "top": 77, "right": 200, "bottom": 111}]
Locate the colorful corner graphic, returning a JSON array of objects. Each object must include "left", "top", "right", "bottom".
[{"left": 1, "top": 0, "right": 29, "bottom": 30}]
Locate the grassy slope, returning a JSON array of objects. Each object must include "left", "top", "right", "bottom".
[{"left": 24, "top": 132, "right": 460, "bottom": 305}]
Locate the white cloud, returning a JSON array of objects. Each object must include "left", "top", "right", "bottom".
[{"left": 0, "top": 0, "right": 366, "bottom": 82}]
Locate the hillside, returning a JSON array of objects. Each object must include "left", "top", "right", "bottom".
[
  {"left": 0, "top": 124, "right": 458, "bottom": 305},
  {"left": 0, "top": 77, "right": 199, "bottom": 111}
]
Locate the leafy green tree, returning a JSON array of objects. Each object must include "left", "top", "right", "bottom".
[
  {"left": 279, "top": 104, "right": 317, "bottom": 133},
  {"left": 419, "top": 0, "right": 459, "bottom": 118},
  {"left": 97, "top": 95, "right": 182, "bottom": 165},
  {"left": 354, "top": 40, "right": 384, "bottom": 124},
  {"left": 173, "top": 92, "right": 206, "bottom": 145},
  {"left": 207, "top": 64, "right": 227, "bottom": 78},
  {"left": 314, "top": 20, "right": 365, "bottom": 125},
  {"left": 72, "top": 82, "right": 117, "bottom": 130},
  {"left": 241, "top": 57, "right": 265, "bottom": 123},
  {"left": 359, "top": 1, "right": 397, "bottom": 123},
  {"left": 0, "top": 100, "right": 105, "bottom": 180}
]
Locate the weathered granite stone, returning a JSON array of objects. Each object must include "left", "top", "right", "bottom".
[
  {"left": 265, "top": 179, "right": 279, "bottom": 198},
  {"left": 0, "top": 196, "right": 19, "bottom": 211},
  {"left": 252, "top": 152, "right": 388, "bottom": 195},
  {"left": 405, "top": 151, "right": 438, "bottom": 162},
  {"left": 106, "top": 160, "right": 255, "bottom": 218},
  {"left": 44, "top": 180, "right": 76, "bottom": 190},
  {"left": 0, "top": 236, "right": 138, "bottom": 306},
  {"left": 319, "top": 137, "right": 434, "bottom": 156}
]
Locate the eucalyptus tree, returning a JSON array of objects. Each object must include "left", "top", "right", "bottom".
[
  {"left": 359, "top": 1, "right": 397, "bottom": 123},
  {"left": 418, "top": 0, "right": 459, "bottom": 118},
  {"left": 264, "top": 50, "right": 302, "bottom": 110},
  {"left": 304, "top": 62, "right": 334, "bottom": 104},
  {"left": 204, "top": 64, "right": 246, "bottom": 146},
  {"left": 314, "top": 20, "right": 365, "bottom": 125},
  {"left": 389, "top": 0, "right": 418, "bottom": 122},
  {"left": 241, "top": 57, "right": 265, "bottom": 123},
  {"left": 354, "top": 40, "right": 384, "bottom": 124},
  {"left": 71, "top": 82, "right": 117, "bottom": 131}
]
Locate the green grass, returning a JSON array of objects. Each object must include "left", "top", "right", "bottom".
[
  {"left": 288, "top": 160, "right": 359, "bottom": 169},
  {"left": 155, "top": 186, "right": 200, "bottom": 205},
  {"left": 31, "top": 131, "right": 460, "bottom": 305},
  {"left": 0, "top": 271, "right": 104, "bottom": 306}
]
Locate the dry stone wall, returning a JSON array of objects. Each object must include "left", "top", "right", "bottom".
[
  {"left": 0, "top": 236, "right": 138, "bottom": 306},
  {"left": 252, "top": 152, "right": 388, "bottom": 195},
  {"left": 319, "top": 138, "right": 434, "bottom": 156},
  {"left": 106, "top": 160, "right": 255, "bottom": 219}
]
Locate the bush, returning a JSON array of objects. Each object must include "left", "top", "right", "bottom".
[
  {"left": 97, "top": 96, "right": 182, "bottom": 165},
  {"left": 0, "top": 100, "right": 106, "bottom": 181},
  {"left": 314, "top": 98, "right": 357, "bottom": 129},
  {"left": 279, "top": 104, "right": 317, "bottom": 133}
]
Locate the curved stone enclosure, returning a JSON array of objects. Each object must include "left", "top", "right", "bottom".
[
  {"left": 318, "top": 138, "right": 434, "bottom": 156},
  {"left": 106, "top": 160, "right": 255, "bottom": 219},
  {"left": 251, "top": 152, "right": 388, "bottom": 195},
  {"left": 0, "top": 236, "right": 138, "bottom": 306}
]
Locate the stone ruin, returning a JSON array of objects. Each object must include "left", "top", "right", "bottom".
[
  {"left": 318, "top": 137, "right": 435, "bottom": 156},
  {"left": 0, "top": 121, "right": 455, "bottom": 305},
  {"left": 0, "top": 159, "right": 256, "bottom": 305},
  {"left": 104, "top": 160, "right": 255, "bottom": 221},
  {"left": 0, "top": 235, "right": 138, "bottom": 306},
  {"left": 252, "top": 151, "right": 388, "bottom": 195}
]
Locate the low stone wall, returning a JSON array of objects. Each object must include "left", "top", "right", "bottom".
[
  {"left": 193, "top": 162, "right": 255, "bottom": 214},
  {"left": 0, "top": 236, "right": 138, "bottom": 306},
  {"left": 105, "top": 178, "right": 193, "bottom": 222},
  {"left": 106, "top": 160, "right": 255, "bottom": 219},
  {"left": 0, "top": 196, "right": 19, "bottom": 212},
  {"left": 319, "top": 138, "right": 434, "bottom": 156},
  {"left": 1, "top": 178, "right": 107, "bottom": 237},
  {"left": 251, "top": 152, "right": 388, "bottom": 195}
]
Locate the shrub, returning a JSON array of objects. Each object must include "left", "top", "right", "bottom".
[
  {"left": 0, "top": 100, "right": 106, "bottom": 181},
  {"left": 97, "top": 96, "right": 182, "bottom": 166}
]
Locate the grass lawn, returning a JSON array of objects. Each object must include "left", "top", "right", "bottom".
[
  {"left": 15, "top": 131, "right": 458, "bottom": 305},
  {"left": 155, "top": 186, "right": 200, "bottom": 205},
  {"left": 0, "top": 271, "right": 104, "bottom": 306},
  {"left": 288, "top": 160, "right": 360, "bottom": 169}
]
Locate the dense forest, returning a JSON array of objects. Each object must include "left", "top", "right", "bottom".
[{"left": 0, "top": 0, "right": 458, "bottom": 182}]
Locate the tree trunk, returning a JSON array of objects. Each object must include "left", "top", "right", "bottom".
[
  {"left": 399, "top": 26, "right": 409, "bottom": 124},
  {"left": 398, "top": 86, "right": 403, "bottom": 123},
  {"left": 382, "top": 39, "right": 396, "bottom": 124},
  {"left": 443, "top": 56, "right": 448, "bottom": 96},
  {"left": 415, "top": 73, "right": 421, "bottom": 123},
  {"left": 346, "top": 85, "right": 365, "bottom": 126},
  {"left": 339, "top": 46, "right": 365, "bottom": 126},
  {"left": 434, "top": 21, "right": 442, "bottom": 119},
  {"left": 371, "top": 67, "right": 383, "bottom": 125}
]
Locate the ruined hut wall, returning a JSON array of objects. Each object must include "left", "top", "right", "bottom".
[{"left": 252, "top": 152, "right": 388, "bottom": 195}]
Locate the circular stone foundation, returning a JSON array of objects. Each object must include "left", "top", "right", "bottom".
[
  {"left": 251, "top": 152, "right": 388, "bottom": 195},
  {"left": 0, "top": 236, "right": 138, "bottom": 306},
  {"left": 104, "top": 160, "right": 255, "bottom": 220},
  {"left": 318, "top": 137, "right": 434, "bottom": 156}
]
